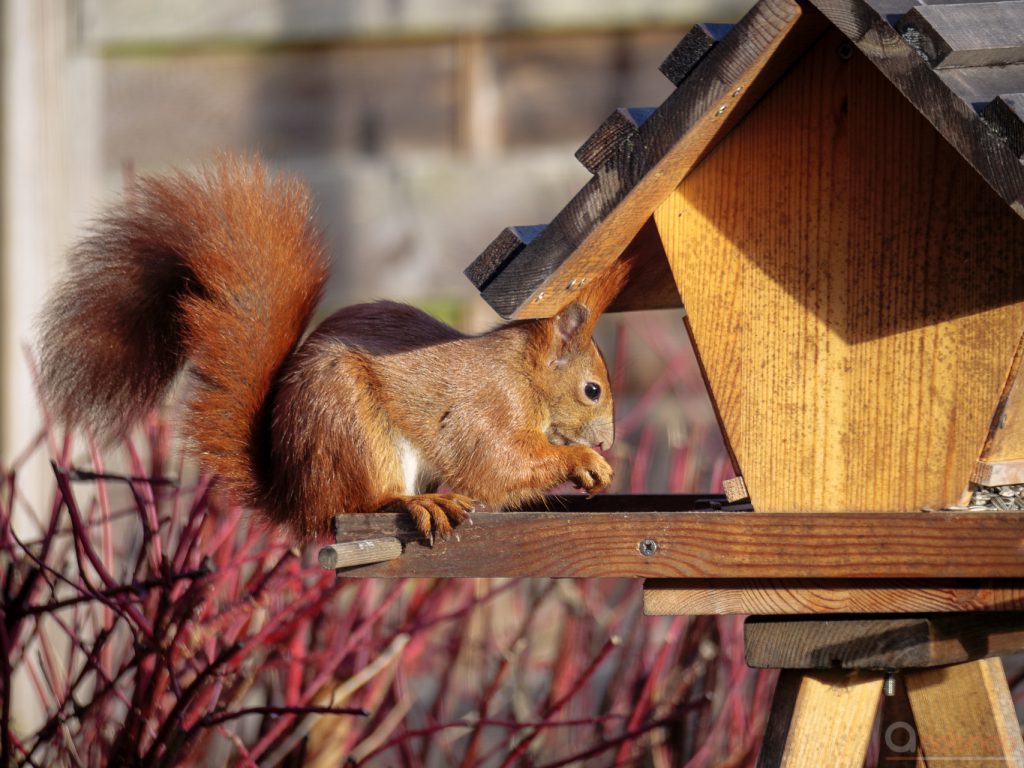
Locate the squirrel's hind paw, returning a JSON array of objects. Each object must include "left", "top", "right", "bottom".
[{"left": 388, "top": 493, "right": 475, "bottom": 546}]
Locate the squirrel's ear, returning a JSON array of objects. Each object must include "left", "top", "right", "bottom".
[{"left": 549, "top": 302, "right": 590, "bottom": 365}]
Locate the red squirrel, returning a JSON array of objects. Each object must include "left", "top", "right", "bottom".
[{"left": 36, "top": 157, "right": 627, "bottom": 543}]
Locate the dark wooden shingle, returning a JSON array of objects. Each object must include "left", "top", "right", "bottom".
[
  {"left": 898, "top": 2, "right": 1024, "bottom": 68},
  {"left": 658, "top": 23, "right": 733, "bottom": 85},
  {"left": 983, "top": 92, "right": 1024, "bottom": 158}
]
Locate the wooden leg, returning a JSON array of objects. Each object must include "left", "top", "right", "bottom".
[
  {"left": 905, "top": 657, "right": 1024, "bottom": 767},
  {"left": 757, "top": 669, "right": 883, "bottom": 767}
]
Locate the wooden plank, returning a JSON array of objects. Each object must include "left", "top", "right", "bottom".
[
  {"left": 477, "top": 0, "right": 827, "bottom": 319},
  {"left": 897, "top": 2, "right": 1024, "bottom": 69},
  {"left": 574, "top": 107, "right": 655, "bottom": 173},
  {"left": 757, "top": 669, "right": 882, "bottom": 767},
  {"left": 972, "top": 459, "right": 1024, "bottom": 486},
  {"left": 722, "top": 475, "right": 748, "bottom": 502},
  {"left": 905, "top": 657, "right": 1024, "bottom": 765},
  {"left": 864, "top": 0, "right": 918, "bottom": 21},
  {"left": 984, "top": 92, "right": 1024, "bottom": 159},
  {"left": 979, "top": 328, "right": 1024, "bottom": 465},
  {"left": 464, "top": 225, "right": 545, "bottom": 290},
  {"left": 658, "top": 23, "right": 732, "bottom": 85},
  {"left": 643, "top": 579, "right": 1024, "bottom": 615},
  {"left": 745, "top": 614, "right": 1024, "bottom": 669},
  {"left": 656, "top": 26, "right": 1024, "bottom": 515},
  {"left": 330, "top": 506, "right": 1024, "bottom": 578},
  {"left": 937, "top": 63, "right": 1024, "bottom": 111},
  {"left": 809, "top": 0, "right": 1024, "bottom": 216}
]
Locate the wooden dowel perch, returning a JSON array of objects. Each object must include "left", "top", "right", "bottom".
[{"left": 319, "top": 537, "right": 403, "bottom": 570}]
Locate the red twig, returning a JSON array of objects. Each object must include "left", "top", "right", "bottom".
[
  {"left": 198, "top": 704, "right": 368, "bottom": 728},
  {"left": 499, "top": 634, "right": 622, "bottom": 767}
]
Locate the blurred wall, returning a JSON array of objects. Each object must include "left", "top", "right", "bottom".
[{"left": 89, "top": 0, "right": 753, "bottom": 309}]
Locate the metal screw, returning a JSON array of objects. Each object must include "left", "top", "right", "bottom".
[
  {"left": 534, "top": 291, "right": 545, "bottom": 302},
  {"left": 883, "top": 671, "right": 897, "bottom": 697},
  {"left": 732, "top": 86, "right": 743, "bottom": 97},
  {"left": 567, "top": 279, "right": 578, "bottom": 290},
  {"left": 715, "top": 105, "right": 727, "bottom": 117},
  {"left": 639, "top": 539, "right": 658, "bottom": 556}
]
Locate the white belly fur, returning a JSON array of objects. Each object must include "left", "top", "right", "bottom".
[{"left": 395, "top": 434, "right": 435, "bottom": 495}]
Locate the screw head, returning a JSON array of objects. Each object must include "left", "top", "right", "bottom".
[
  {"left": 732, "top": 86, "right": 743, "bottom": 97},
  {"left": 639, "top": 539, "right": 658, "bottom": 556}
]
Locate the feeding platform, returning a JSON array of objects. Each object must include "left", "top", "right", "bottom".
[
  {"left": 325, "top": 494, "right": 1024, "bottom": 583},
  {"left": 327, "top": 0, "right": 1024, "bottom": 760}
]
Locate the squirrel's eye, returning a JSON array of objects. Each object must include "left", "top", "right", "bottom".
[{"left": 584, "top": 382, "right": 601, "bottom": 401}]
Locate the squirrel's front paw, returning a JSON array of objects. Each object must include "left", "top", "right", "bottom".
[
  {"left": 567, "top": 448, "right": 613, "bottom": 494},
  {"left": 392, "top": 493, "right": 475, "bottom": 546}
]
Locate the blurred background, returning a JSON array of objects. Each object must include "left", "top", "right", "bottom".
[{"left": 0, "top": 0, "right": 755, "bottom": 471}]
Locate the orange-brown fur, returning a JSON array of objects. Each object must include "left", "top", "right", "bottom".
[{"left": 37, "top": 157, "right": 628, "bottom": 542}]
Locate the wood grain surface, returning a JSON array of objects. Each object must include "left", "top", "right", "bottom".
[
  {"left": 330, "top": 505, "right": 1024, "bottom": 578},
  {"left": 655, "top": 27, "right": 1024, "bottom": 514},
  {"left": 757, "top": 669, "right": 882, "bottom": 767},
  {"left": 643, "top": 579, "right": 1024, "bottom": 615},
  {"left": 809, "top": 0, "right": 1024, "bottom": 215},
  {"left": 658, "top": 23, "right": 732, "bottom": 86},
  {"left": 574, "top": 107, "right": 655, "bottom": 173},
  {"left": 465, "top": 225, "right": 546, "bottom": 290},
  {"left": 984, "top": 93, "right": 1024, "bottom": 160},
  {"left": 318, "top": 537, "right": 402, "bottom": 569},
  {"left": 979, "top": 329, "right": 1024, "bottom": 466},
  {"left": 745, "top": 614, "right": 1024, "bottom": 669},
  {"left": 972, "top": 459, "right": 1024, "bottom": 486},
  {"left": 906, "top": 657, "right": 1024, "bottom": 765},
  {"left": 897, "top": 2, "right": 1024, "bottom": 69}
]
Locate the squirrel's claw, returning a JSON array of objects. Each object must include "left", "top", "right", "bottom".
[
  {"left": 567, "top": 448, "right": 614, "bottom": 495},
  {"left": 398, "top": 493, "right": 475, "bottom": 546}
]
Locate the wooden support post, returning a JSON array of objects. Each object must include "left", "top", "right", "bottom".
[
  {"left": 748, "top": 616, "right": 1024, "bottom": 766},
  {"left": 745, "top": 614, "right": 1024, "bottom": 669},
  {"left": 905, "top": 657, "right": 1024, "bottom": 766},
  {"left": 758, "top": 669, "right": 883, "bottom": 767}
]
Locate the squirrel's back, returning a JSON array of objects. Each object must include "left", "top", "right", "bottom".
[{"left": 37, "top": 157, "right": 328, "bottom": 508}]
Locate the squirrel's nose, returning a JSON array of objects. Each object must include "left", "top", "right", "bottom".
[{"left": 593, "top": 422, "right": 614, "bottom": 451}]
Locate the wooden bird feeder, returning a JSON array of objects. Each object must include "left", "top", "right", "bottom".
[{"left": 327, "top": 0, "right": 1024, "bottom": 761}]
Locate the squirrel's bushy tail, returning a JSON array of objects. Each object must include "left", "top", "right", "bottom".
[{"left": 37, "top": 156, "right": 328, "bottom": 506}]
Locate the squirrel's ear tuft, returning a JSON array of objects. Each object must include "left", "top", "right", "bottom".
[{"left": 549, "top": 302, "right": 590, "bottom": 365}]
